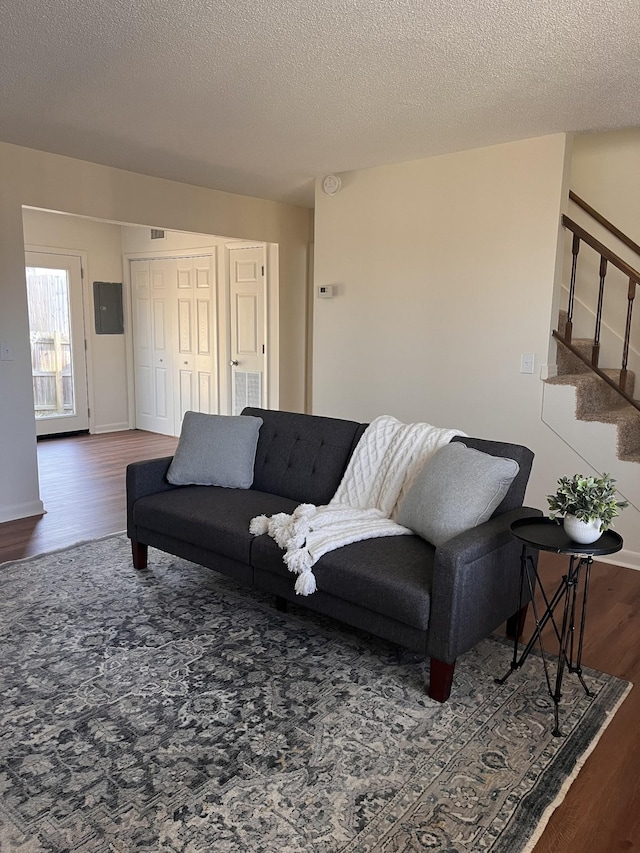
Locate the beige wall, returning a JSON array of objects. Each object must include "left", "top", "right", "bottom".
[
  {"left": 571, "top": 128, "right": 640, "bottom": 245},
  {"left": 568, "top": 129, "right": 640, "bottom": 368},
  {"left": 0, "top": 142, "right": 310, "bottom": 523},
  {"left": 120, "top": 225, "right": 230, "bottom": 255},
  {"left": 312, "top": 134, "right": 616, "bottom": 537}
]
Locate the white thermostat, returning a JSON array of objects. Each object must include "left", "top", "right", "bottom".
[
  {"left": 318, "top": 285, "right": 334, "bottom": 298},
  {"left": 322, "top": 175, "right": 342, "bottom": 195}
]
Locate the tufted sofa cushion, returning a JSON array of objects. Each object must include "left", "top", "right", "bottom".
[{"left": 242, "top": 407, "right": 365, "bottom": 506}]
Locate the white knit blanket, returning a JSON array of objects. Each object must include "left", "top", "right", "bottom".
[{"left": 249, "top": 415, "right": 465, "bottom": 596}]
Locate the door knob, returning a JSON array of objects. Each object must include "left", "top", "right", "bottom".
[{"left": 230, "top": 359, "right": 239, "bottom": 366}]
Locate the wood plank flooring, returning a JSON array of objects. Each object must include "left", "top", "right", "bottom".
[
  {"left": 0, "top": 430, "right": 177, "bottom": 562},
  {"left": 0, "top": 429, "right": 637, "bottom": 852}
]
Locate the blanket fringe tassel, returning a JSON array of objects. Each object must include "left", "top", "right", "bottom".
[{"left": 294, "top": 570, "right": 317, "bottom": 596}]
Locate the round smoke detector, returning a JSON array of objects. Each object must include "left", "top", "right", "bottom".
[{"left": 322, "top": 174, "right": 342, "bottom": 195}]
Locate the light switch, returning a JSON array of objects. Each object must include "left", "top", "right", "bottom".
[
  {"left": 520, "top": 352, "right": 535, "bottom": 374},
  {"left": 0, "top": 341, "right": 13, "bottom": 361}
]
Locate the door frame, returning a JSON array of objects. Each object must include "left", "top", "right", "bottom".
[
  {"left": 123, "top": 241, "right": 279, "bottom": 427},
  {"left": 24, "top": 244, "right": 94, "bottom": 434}
]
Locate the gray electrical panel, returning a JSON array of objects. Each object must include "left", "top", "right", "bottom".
[{"left": 93, "top": 282, "right": 124, "bottom": 334}]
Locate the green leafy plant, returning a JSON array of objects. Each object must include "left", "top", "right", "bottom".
[{"left": 547, "top": 473, "right": 628, "bottom": 531}]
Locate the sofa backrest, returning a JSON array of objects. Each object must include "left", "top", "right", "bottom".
[
  {"left": 450, "top": 435, "right": 534, "bottom": 516},
  {"left": 243, "top": 408, "right": 534, "bottom": 515},
  {"left": 242, "top": 407, "right": 366, "bottom": 505}
]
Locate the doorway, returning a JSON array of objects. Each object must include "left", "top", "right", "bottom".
[
  {"left": 25, "top": 250, "right": 89, "bottom": 436},
  {"left": 126, "top": 240, "right": 274, "bottom": 436}
]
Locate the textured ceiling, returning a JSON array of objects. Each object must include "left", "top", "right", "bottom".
[{"left": 1, "top": 0, "right": 639, "bottom": 207}]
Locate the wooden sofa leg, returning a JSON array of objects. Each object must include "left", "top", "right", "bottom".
[
  {"left": 131, "top": 540, "right": 148, "bottom": 570},
  {"left": 428, "top": 657, "right": 456, "bottom": 703},
  {"left": 506, "top": 603, "right": 529, "bottom": 640},
  {"left": 275, "top": 596, "right": 288, "bottom": 613}
]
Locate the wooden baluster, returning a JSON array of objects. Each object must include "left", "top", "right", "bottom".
[
  {"left": 619, "top": 278, "right": 637, "bottom": 394},
  {"left": 592, "top": 255, "right": 607, "bottom": 367},
  {"left": 566, "top": 234, "right": 580, "bottom": 343}
]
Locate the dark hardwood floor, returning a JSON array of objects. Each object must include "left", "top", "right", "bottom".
[
  {"left": 0, "top": 430, "right": 178, "bottom": 562},
  {"left": 0, "top": 429, "right": 637, "bottom": 852}
]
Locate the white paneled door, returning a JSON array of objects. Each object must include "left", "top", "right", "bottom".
[
  {"left": 131, "top": 254, "right": 216, "bottom": 436},
  {"left": 131, "top": 258, "right": 176, "bottom": 435},
  {"left": 229, "top": 245, "right": 266, "bottom": 415},
  {"left": 174, "top": 255, "right": 216, "bottom": 433}
]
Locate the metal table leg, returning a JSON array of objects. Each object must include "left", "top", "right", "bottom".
[{"left": 496, "top": 545, "right": 594, "bottom": 736}]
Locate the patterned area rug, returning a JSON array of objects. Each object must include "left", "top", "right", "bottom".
[{"left": 0, "top": 535, "right": 630, "bottom": 853}]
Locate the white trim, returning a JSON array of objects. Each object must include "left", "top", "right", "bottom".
[
  {"left": 597, "top": 549, "right": 640, "bottom": 572},
  {"left": 122, "top": 258, "right": 136, "bottom": 429},
  {"left": 24, "top": 244, "right": 95, "bottom": 434},
  {"left": 266, "top": 242, "right": 280, "bottom": 411},
  {"left": 0, "top": 499, "right": 45, "bottom": 523},
  {"left": 92, "top": 421, "right": 130, "bottom": 434}
]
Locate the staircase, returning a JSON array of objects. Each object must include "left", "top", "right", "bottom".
[
  {"left": 547, "top": 310, "right": 640, "bottom": 464},
  {"left": 541, "top": 193, "right": 640, "bottom": 541}
]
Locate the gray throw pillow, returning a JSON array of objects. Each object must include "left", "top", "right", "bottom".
[
  {"left": 166, "top": 412, "right": 263, "bottom": 488},
  {"left": 397, "top": 442, "right": 519, "bottom": 547}
]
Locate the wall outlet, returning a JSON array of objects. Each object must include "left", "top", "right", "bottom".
[{"left": 0, "top": 341, "right": 14, "bottom": 361}]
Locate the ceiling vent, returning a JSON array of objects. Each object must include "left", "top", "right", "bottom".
[{"left": 150, "top": 228, "right": 165, "bottom": 240}]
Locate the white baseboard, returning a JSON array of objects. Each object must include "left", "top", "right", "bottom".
[
  {"left": 92, "top": 422, "right": 131, "bottom": 435},
  {"left": 598, "top": 549, "right": 640, "bottom": 572},
  {"left": 0, "top": 500, "right": 45, "bottom": 523}
]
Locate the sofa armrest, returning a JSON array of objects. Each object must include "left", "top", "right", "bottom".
[
  {"left": 126, "top": 456, "right": 177, "bottom": 538},
  {"left": 426, "top": 506, "right": 543, "bottom": 663}
]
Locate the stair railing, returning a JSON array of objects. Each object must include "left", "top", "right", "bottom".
[
  {"left": 557, "top": 212, "right": 639, "bottom": 414},
  {"left": 569, "top": 191, "right": 640, "bottom": 259}
]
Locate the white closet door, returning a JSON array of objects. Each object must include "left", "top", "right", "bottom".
[
  {"left": 174, "top": 253, "right": 217, "bottom": 433},
  {"left": 131, "top": 253, "right": 217, "bottom": 436},
  {"left": 131, "top": 258, "right": 176, "bottom": 435}
]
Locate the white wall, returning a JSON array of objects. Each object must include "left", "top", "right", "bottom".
[
  {"left": 312, "top": 133, "right": 639, "bottom": 560},
  {"left": 0, "top": 142, "right": 310, "bottom": 524},
  {"left": 22, "top": 209, "right": 129, "bottom": 433}
]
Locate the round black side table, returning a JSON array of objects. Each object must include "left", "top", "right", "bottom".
[{"left": 496, "top": 516, "right": 623, "bottom": 736}]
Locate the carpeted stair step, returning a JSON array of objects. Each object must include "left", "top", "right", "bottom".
[
  {"left": 547, "top": 369, "right": 636, "bottom": 416},
  {"left": 552, "top": 309, "right": 640, "bottom": 464},
  {"left": 555, "top": 337, "right": 594, "bottom": 377},
  {"left": 546, "top": 370, "right": 640, "bottom": 464}
]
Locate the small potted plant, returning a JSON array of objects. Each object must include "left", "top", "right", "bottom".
[{"left": 547, "top": 473, "right": 628, "bottom": 544}]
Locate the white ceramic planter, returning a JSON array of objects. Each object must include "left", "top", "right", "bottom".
[{"left": 563, "top": 513, "right": 602, "bottom": 544}]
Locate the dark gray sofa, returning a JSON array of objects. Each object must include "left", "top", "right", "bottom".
[{"left": 126, "top": 407, "right": 540, "bottom": 702}]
